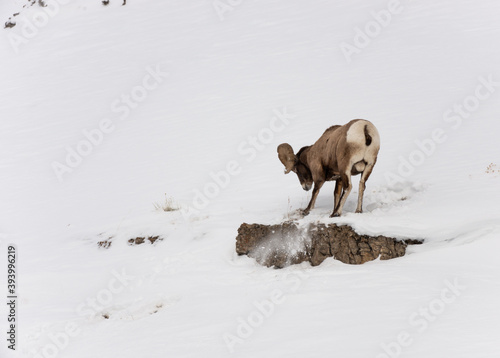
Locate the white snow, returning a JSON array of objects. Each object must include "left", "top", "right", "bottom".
[{"left": 1, "top": 0, "right": 500, "bottom": 357}]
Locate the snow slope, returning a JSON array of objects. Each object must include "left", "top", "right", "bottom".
[{"left": 1, "top": 0, "right": 500, "bottom": 357}]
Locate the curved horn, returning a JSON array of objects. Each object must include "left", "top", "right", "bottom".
[{"left": 277, "top": 143, "right": 296, "bottom": 174}]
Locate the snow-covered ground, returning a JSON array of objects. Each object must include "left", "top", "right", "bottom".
[{"left": 1, "top": 0, "right": 500, "bottom": 357}]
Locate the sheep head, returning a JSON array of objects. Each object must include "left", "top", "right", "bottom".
[
  {"left": 278, "top": 143, "right": 313, "bottom": 191},
  {"left": 277, "top": 143, "right": 296, "bottom": 174}
]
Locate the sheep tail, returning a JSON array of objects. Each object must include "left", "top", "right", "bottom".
[{"left": 364, "top": 124, "right": 372, "bottom": 146}]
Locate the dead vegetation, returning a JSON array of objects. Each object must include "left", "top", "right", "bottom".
[
  {"left": 153, "top": 195, "right": 180, "bottom": 212},
  {"left": 485, "top": 163, "right": 500, "bottom": 175}
]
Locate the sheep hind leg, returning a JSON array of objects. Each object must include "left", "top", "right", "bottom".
[
  {"left": 355, "top": 163, "right": 374, "bottom": 214},
  {"left": 331, "top": 173, "right": 352, "bottom": 217},
  {"left": 333, "top": 179, "right": 342, "bottom": 211}
]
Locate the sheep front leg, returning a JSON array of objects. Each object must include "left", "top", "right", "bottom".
[{"left": 302, "top": 180, "right": 324, "bottom": 216}]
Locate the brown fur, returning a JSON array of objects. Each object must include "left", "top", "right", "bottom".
[{"left": 277, "top": 119, "right": 380, "bottom": 217}]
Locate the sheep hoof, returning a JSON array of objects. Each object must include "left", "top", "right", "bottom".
[
  {"left": 330, "top": 212, "right": 340, "bottom": 218},
  {"left": 301, "top": 209, "right": 310, "bottom": 216},
  {"left": 355, "top": 209, "right": 362, "bottom": 214}
]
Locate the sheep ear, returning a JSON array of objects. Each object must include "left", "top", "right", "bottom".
[{"left": 277, "top": 143, "right": 296, "bottom": 174}]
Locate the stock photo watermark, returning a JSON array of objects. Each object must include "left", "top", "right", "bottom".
[
  {"left": 384, "top": 74, "right": 500, "bottom": 185},
  {"left": 29, "top": 268, "right": 139, "bottom": 358},
  {"left": 6, "top": 0, "right": 72, "bottom": 54},
  {"left": 6, "top": 245, "right": 18, "bottom": 352},
  {"left": 340, "top": 0, "right": 405, "bottom": 64},
  {"left": 212, "top": 0, "right": 244, "bottom": 21},
  {"left": 51, "top": 64, "right": 168, "bottom": 183},
  {"left": 223, "top": 270, "right": 309, "bottom": 353},
  {"left": 180, "top": 106, "right": 296, "bottom": 220},
  {"left": 376, "top": 278, "right": 466, "bottom": 358}
]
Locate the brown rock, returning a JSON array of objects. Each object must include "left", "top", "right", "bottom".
[{"left": 236, "top": 222, "right": 422, "bottom": 268}]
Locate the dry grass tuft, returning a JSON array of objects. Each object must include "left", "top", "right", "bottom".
[
  {"left": 485, "top": 163, "right": 500, "bottom": 175},
  {"left": 153, "top": 195, "right": 179, "bottom": 212}
]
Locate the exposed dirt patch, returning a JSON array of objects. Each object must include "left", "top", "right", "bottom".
[
  {"left": 4, "top": 0, "right": 37, "bottom": 29},
  {"left": 128, "top": 236, "right": 162, "bottom": 246},
  {"left": 97, "top": 240, "right": 112, "bottom": 249},
  {"left": 4, "top": 0, "right": 127, "bottom": 30},
  {"left": 97, "top": 236, "right": 162, "bottom": 248},
  {"left": 236, "top": 222, "right": 422, "bottom": 268}
]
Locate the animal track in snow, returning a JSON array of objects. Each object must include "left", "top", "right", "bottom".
[{"left": 99, "top": 297, "right": 179, "bottom": 321}]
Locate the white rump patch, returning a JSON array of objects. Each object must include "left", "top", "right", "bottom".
[{"left": 346, "top": 120, "right": 368, "bottom": 145}]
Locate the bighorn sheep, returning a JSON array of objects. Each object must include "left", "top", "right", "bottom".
[{"left": 277, "top": 119, "right": 380, "bottom": 217}]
